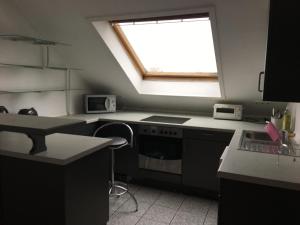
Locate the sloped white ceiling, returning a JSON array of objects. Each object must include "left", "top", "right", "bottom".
[{"left": 8, "top": 0, "right": 285, "bottom": 115}]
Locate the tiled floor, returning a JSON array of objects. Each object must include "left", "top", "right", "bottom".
[{"left": 108, "top": 184, "right": 218, "bottom": 225}]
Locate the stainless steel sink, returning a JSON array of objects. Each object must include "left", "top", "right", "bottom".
[
  {"left": 243, "top": 131, "right": 273, "bottom": 142},
  {"left": 239, "top": 130, "right": 294, "bottom": 155}
]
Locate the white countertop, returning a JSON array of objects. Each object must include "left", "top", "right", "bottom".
[
  {"left": 0, "top": 132, "right": 112, "bottom": 165},
  {"left": 63, "top": 111, "right": 263, "bottom": 131},
  {"left": 0, "top": 114, "right": 85, "bottom": 135},
  {"left": 64, "top": 110, "right": 300, "bottom": 191},
  {"left": 218, "top": 128, "right": 300, "bottom": 191}
]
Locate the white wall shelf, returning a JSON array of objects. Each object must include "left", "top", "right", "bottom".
[
  {"left": 0, "top": 34, "right": 84, "bottom": 115},
  {"left": 0, "top": 62, "right": 82, "bottom": 71},
  {"left": 0, "top": 89, "right": 66, "bottom": 94},
  {"left": 0, "top": 34, "right": 70, "bottom": 46},
  {"left": 0, "top": 34, "right": 82, "bottom": 71},
  {"left": 0, "top": 89, "right": 89, "bottom": 94}
]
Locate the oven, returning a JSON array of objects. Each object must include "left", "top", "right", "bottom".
[{"left": 138, "top": 125, "right": 182, "bottom": 175}]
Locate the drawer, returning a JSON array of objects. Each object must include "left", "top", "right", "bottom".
[{"left": 183, "top": 129, "right": 233, "bottom": 142}]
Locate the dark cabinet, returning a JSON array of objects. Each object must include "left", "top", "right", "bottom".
[
  {"left": 114, "top": 142, "right": 138, "bottom": 178},
  {"left": 182, "top": 129, "right": 232, "bottom": 192},
  {"left": 0, "top": 149, "right": 109, "bottom": 225},
  {"left": 263, "top": 0, "right": 300, "bottom": 102},
  {"left": 219, "top": 178, "right": 300, "bottom": 225}
]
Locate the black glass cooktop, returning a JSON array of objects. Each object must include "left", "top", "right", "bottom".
[{"left": 141, "top": 115, "right": 190, "bottom": 124}]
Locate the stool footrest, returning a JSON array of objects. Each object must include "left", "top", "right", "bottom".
[{"left": 109, "top": 182, "right": 138, "bottom": 212}]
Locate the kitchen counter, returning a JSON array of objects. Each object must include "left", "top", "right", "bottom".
[
  {"left": 0, "top": 131, "right": 112, "bottom": 165},
  {"left": 0, "top": 131, "right": 111, "bottom": 225},
  {"left": 218, "top": 128, "right": 300, "bottom": 191},
  {"left": 64, "top": 110, "right": 300, "bottom": 191},
  {"left": 63, "top": 110, "right": 263, "bottom": 131}
]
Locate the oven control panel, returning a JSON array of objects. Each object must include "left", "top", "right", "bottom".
[{"left": 138, "top": 125, "right": 183, "bottom": 138}]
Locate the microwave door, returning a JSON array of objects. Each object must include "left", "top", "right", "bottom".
[
  {"left": 88, "top": 97, "right": 105, "bottom": 112},
  {"left": 105, "top": 98, "right": 110, "bottom": 110}
]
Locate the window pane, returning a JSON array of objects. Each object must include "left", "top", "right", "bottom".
[{"left": 118, "top": 18, "right": 218, "bottom": 74}]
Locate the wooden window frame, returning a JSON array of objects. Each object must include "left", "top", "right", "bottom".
[{"left": 111, "top": 14, "right": 218, "bottom": 81}]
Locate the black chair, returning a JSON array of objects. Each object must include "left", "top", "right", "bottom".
[{"left": 93, "top": 122, "right": 138, "bottom": 211}]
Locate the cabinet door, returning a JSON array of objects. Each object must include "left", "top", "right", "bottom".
[
  {"left": 263, "top": 0, "right": 300, "bottom": 102},
  {"left": 183, "top": 139, "right": 227, "bottom": 191},
  {"left": 114, "top": 144, "right": 138, "bottom": 178}
]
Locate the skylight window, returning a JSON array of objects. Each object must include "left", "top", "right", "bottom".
[{"left": 112, "top": 14, "right": 218, "bottom": 79}]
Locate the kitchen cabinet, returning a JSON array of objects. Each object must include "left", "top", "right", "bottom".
[
  {"left": 218, "top": 178, "right": 300, "bottom": 225},
  {"left": 262, "top": 0, "right": 300, "bottom": 102},
  {"left": 0, "top": 132, "right": 111, "bottom": 225},
  {"left": 62, "top": 118, "right": 235, "bottom": 196},
  {"left": 182, "top": 129, "right": 232, "bottom": 193}
]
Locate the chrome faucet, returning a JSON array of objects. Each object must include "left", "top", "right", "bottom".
[
  {"left": 281, "top": 130, "right": 289, "bottom": 146},
  {"left": 279, "top": 130, "right": 292, "bottom": 155}
]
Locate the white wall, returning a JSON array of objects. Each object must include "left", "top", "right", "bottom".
[
  {"left": 0, "top": 0, "right": 91, "bottom": 116},
  {"left": 6, "top": 0, "right": 286, "bottom": 117},
  {"left": 0, "top": 0, "right": 286, "bottom": 117}
]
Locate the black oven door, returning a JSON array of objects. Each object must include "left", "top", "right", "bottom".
[{"left": 138, "top": 135, "right": 182, "bottom": 174}]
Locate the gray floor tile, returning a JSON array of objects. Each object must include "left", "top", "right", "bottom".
[
  {"left": 179, "top": 196, "right": 211, "bottom": 215},
  {"left": 143, "top": 204, "right": 177, "bottom": 224},
  {"left": 155, "top": 191, "right": 185, "bottom": 210},
  {"left": 134, "top": 187, "right": 161, "bottom": 204},
  {"left": 109, "top": 194, "right": 130, "bottom": 211},
  {"left": 170, "top": 211, "right": 206, "bottom": 225},
  {"left": 207, "top": 201, "right": 218, "bottom": 219},
  {"left": 117, "top": 199, "right": 151, "bottom": 218},
  {"left": 108, "top": 184, "right": 218, "bottom": 225},
  {"left": 204, "top": 216, "right": 217, "bottom": 225},
  {"left": 110, "top": 207, "right": 117, "bottom": 217},
  {"left": 136, "top": 218, "right": 169, "bottom": 225},
  {"left": 128, "top": 184, "right": 141, "bottom": 194},
  {"left": 107, "top": 212, "right": 140, "bottom": 225}
]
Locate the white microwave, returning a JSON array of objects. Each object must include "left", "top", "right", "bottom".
[
  {"left": 85, "top": 95, "right": 116, "bottom": 113},
  {"left": 213, "top": 104, "right": 243, "bottom": 120}
]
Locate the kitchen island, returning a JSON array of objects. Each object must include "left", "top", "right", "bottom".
[{"left": 0, "top": 131, "right": 112, "bottom": 225}]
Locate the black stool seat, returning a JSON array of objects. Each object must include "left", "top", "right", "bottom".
[{"left": 107, "top": 137, "right": 128, "bottom": 147}]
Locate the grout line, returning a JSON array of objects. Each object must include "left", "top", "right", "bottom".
[
  {"left": 168, "top": 194, "right": 187, "bottom": 225},
  {"left": 109, "top": 184, "right": 141, "bottom": 220},
  {"left": 109, "top": 184, "right": 217, "bottom": 225},
  {"left": 202, "top": 200, "right": 213, "bottom": 225},
  {"left": 134, "top": 188, "right": 163, "bottom": 225}
]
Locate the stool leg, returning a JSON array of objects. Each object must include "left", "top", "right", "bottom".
[
  {"left": 127, "top": 190, "right": 138, "bottom": 212},
  {"left": 108, "top": 149, "right": 138, "bottom": 211},
  {"left": 110, "top": 149, "right": 116, "bottom": 195}
]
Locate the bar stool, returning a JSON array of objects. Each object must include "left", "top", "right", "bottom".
[{"left": 93, "top": 122, "right": 138, "bottom": 211}]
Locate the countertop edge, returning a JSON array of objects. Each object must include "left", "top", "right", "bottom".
[
  {"left": 57, "top": 139, "right": 112, "bottom": 165},
  {"left": 218, "top": 170, "right": 300, "bottom": 191},
  {"left": 0, "top": 133, "right": 113, "bottom": 165}
]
